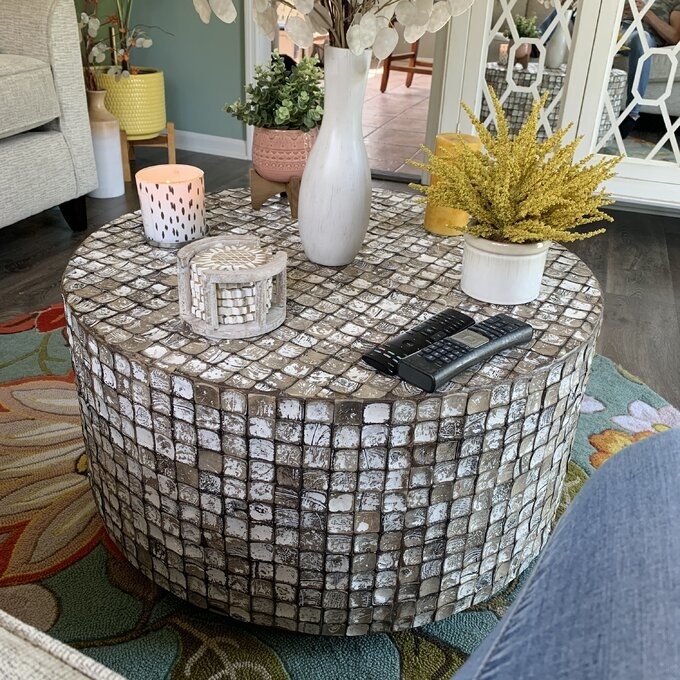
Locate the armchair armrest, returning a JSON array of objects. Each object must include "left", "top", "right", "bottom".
[{"left": 0, "top": 0, "right": 96, "bottom": 197}]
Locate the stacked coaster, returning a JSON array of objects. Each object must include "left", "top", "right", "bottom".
[
  {"left": 189, "top": 244, "right": 273, "bottom": 325},
  {"left": 177, "top": 235, "right": 287, "bottom": 340}
]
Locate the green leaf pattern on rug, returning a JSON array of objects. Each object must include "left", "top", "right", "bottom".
[
  {"left": 0, "top": 304, "right": 71, "bottom": 382},
  {"left": 616, "top": 364, "right": 644, "bottom": 385},
  {"left": 392, "top": 629, "right": 468, "bottom": 679},
  {"left": 555, "top": 460, "right": 589, "bottom": 522},
  {"left": 164, "top": 615, "right": 290, "bottom": 680}
]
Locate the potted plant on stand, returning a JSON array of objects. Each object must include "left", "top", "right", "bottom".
[
  {"left": 226, "top": 51, "right": 324, "bottom": 185},
  {"left": 88, "top": 0, "right": 166, "bottom": 141},
  {"left": 503, "top": 14, "right": 540, "bottom": 69},
  {"left": 412, "top": 88, "right": 621, "bottom": 306}
]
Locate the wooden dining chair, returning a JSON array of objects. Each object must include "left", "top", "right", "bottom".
[{"left": 380, "top": 39, "right": 433, "bottom": 92}]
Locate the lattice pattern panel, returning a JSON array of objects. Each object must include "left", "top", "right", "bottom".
[
  {"left": 481, "top": 63, "right": 626, "bottom": 143},
  {"left": 482, "top": 0, "right": 578, "bottom": 139},
  {"left": 596, "top": 0, "right": 680, "bottom": 165}
]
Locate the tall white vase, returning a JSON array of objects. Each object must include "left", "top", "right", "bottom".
[
  {"left": 297, "top": 46, "right": 372, "bottom": 266},
  {"left": 87, "top": 90, "right": 125, "bottom": 199},
  {"left": 545, "top": 10, "right": 573, "bottom": 69}
]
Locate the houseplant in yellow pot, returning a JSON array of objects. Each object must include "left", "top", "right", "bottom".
[
  {"left": 226, "top": 51, "right": 324, "bottom": 183},
  {"left": 90, "top": 0, "right": 166, "bottom": 140},
  {"left": 412, "top": 88, "right": 621, "bottom": 305}
]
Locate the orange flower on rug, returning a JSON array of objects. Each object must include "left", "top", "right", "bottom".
[
  {"left": 0, "top": 303, "right": 66, "bottom": 335},
  {"left": 0, "top": 372, "right": 103, "bottom": 585},
  {"left": 588, "top": 400, "right": 680, "bottom": 469},
  {"left": 589, "top": 429, "right": 652, "bottom": 469}
]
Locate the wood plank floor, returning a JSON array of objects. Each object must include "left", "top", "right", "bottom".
[{"left": 2, "top": 148, "right": 679, "bottom": 406}]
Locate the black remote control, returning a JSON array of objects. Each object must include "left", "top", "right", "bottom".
[
  {"left": 362, "top": 308, "right": 475, "bottom": 376},
  {"left": 398, "top": 314, "right": 533, "bottom": 392}
]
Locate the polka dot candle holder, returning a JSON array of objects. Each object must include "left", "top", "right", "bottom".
[
  {"left": 136, "top": 164, "right": 207, "bottom": 248},
  {"left": 177, "top": 235, "right": 287, "bottom": 339}
]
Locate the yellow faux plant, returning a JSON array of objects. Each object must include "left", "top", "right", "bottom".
[{"left": 412, "top": 88, "right": 621, "bottom": 244}]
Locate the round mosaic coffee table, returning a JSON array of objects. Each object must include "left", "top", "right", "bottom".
[{"left": 62, "top": 188, "right": 603, "bottom": 635}]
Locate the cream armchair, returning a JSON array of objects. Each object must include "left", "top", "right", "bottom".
[{"left": 0, "top": 0, "right": 97, "bottom": 231}]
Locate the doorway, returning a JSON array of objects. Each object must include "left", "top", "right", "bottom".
[{"left": 363, "top": 33, "right": 435, "bottom": 180}]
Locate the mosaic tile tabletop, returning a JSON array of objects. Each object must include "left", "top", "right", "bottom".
[
  {"left": 62, "top": 188, "right": 601, "bottom": 400},
  {"left": 62, "top": 188, "right": 603, "bottom": 635}
]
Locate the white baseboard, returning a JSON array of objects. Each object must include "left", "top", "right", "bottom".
[
  {"left": 608, "top": 176, "right": 680, "bottom": 215},
  {"left": 175, "top": 130, "right": 248, "bottom": 160}
]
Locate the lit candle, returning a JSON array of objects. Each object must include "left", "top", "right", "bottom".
[
  {"left": 136, "top": 164, "right": 207, "bottom": 247},
  {"left": 423, "top": 133, "right": 481, "bottom": 236}
]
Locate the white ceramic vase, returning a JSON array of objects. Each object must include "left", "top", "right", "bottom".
[
  {"left": 545, "top": 10, "right": 573, "bottom": 69},
  {"left": 297, "top": 46, "right": 372, "bottom": 266},
  {"left": 87, "top": 90, "right": 125, "bottom": 199},
  {"left": 461, "top": 234, "right": 550, "bottom": 305}
]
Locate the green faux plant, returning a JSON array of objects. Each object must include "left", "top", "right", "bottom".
[
  {"left": 411, "top": 88, "right": 622, "bottom": 244},
  {"left": 504, "top": 15, "right": 540, "bottom": 39},
  {"left": 226, "top": 52, "right": 324, "bottom": 132}
]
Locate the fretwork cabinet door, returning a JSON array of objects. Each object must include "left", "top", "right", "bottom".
[{"left": 436, "top": 0, "right": 680, "bottom": 210}]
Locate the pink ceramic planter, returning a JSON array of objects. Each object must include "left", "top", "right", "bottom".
[{"left": 251, "top": 127, "right": 319, "bottom": 183}]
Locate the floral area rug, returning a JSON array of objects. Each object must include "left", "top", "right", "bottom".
[{"left": 1, "top": 304, "right": 678, "bottom": 680}]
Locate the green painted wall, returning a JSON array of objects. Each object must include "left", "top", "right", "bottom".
[{"left": 79, "top": 0, "right": 246, "bottom": 139}]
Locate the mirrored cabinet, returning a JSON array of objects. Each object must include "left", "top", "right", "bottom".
[{"left": 437, "top": 0, "right": 680, "bottom": 210}]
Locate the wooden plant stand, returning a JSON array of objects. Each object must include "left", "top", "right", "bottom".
[
  {"left": 249, "top": 167, "right": 301, "bottom": 219},
  {"left": 120, "top": 121, "right": 176, "bottom": 182}
]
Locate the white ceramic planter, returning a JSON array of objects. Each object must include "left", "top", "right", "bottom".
[
  {"left": 461, "top": 234, "right": 550, "bottom": 305},
  {"left": 87, "top": 90, "right": 124, "bottom": 199}
]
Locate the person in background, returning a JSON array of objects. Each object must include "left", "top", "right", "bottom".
[
  {"left": 618, "top": 0, "right": 680, "bottom": 137},
  {"left": 539, "top": 1, "right": 680, "bottom": 138}
]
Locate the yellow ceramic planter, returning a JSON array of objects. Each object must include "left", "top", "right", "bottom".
[
  {"left": 94, "top": 68, "right": 166, "bottom": 141},
  {"left": 423, "top": 133, "right": 482, "bottom": 236}
]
